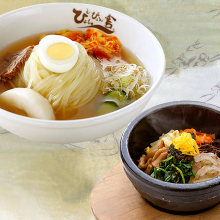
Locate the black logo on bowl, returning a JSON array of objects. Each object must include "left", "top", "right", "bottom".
[{"left": 73, "top": 8, "right": 116, "bottom": 34}]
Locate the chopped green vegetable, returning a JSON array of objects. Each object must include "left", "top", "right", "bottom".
[
  {"left": 105, "top": 90, "right": 128, "bottom": 102},
  {"left": 171, "top": 164, "right": 185, "bottom": 184},
  {"left": 152, "top": 146, "right": 195, "bottom": 184},
  {"left": 97, "top": 101, "right": 118, "bottom": 115},
  {"left": 159, "top": 156, "right": 173, "bottom": 164}
]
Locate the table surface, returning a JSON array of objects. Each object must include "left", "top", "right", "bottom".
[{"left": 0, "top": 1, "right": 219, "bottom": 220}]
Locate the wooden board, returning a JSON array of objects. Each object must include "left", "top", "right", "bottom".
[{"left": 90, "top": 162, "right": 220, "bottom": 220}]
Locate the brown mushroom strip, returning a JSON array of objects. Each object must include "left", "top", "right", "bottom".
[
  {"left": 145, "top": 158, "right": 153, "bottom": 174},
  {"left": 138, "top": 141, "right": 167, "bottom": 171},
  {"left": 146, "top": 158, "right": 152, "bottom": 167},
  {"left": 145, "top": 164, "right": 153, "bottom": 174},
  {"left": 145, "top": 149, "right": 158, "bottom": 161},
  {"left": 152, "top": 147, "right": 167, "bottom": 162},
  {"left": 158, "top": 140, "right": 164, "bottom": 149},
  {"left": 138, "top": 154, "right": 148, "bottom": 169},
  {"left": 152, "top": 152, "right": 168, "bottom": 168}
]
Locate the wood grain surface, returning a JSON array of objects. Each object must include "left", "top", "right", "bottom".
[{"left": 90, "top": 162, "right": 220, "bottom": 220}]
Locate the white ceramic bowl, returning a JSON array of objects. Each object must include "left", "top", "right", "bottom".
[{"left": 0, "top": 3, "right": 165, "bottom": 143}]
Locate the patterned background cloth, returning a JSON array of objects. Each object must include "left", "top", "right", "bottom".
[{"left": 0, "top": 0, "right": 219, "bottom": 219}]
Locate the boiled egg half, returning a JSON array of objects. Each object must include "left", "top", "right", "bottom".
[{"left": 37, "top": 35, "right": 79, "bottom": 73}]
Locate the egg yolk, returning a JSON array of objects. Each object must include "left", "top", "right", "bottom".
[{"left": 47, "top": 43, "right": 74, "bottom": 60}]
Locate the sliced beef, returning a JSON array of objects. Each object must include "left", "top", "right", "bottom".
[
  {"left": 0, "top": 45, "right": 34, "bottom": 82},
  {"left": 211, "top": 139, "right": 220, "bottom": 148},
  {"left": 200, "top": 139, "right": 220, "bottom": 158}
]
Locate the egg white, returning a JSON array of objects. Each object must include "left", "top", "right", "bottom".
[{"left": 37, "top": 35, "right": 79, "bottom": 73}]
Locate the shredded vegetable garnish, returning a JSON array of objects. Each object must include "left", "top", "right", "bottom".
[
  {"left": 172, "top": 132, "right": 199, "bottom": 156},
  {"left": 102, "top": 63, "right": 151, "bottom": 98}
]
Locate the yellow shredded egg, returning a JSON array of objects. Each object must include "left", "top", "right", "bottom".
[{"left": 172, "top": 132, "right": 199, "bottom": 156}]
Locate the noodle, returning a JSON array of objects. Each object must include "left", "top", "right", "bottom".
[{"left": 11, "top": 43, "right": 102, "bottom": 118}]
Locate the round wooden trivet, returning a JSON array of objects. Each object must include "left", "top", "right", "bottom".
[{"left": 90, "top": 162, "right": 219, "bottom": 220}]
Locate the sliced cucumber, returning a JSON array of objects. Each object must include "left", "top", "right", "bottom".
[
  {"left": 97, "top": 101, "right": 119, "bottom": 115},
  {"left": 105, "top": 90, "right": 128, "bottom": 102}
]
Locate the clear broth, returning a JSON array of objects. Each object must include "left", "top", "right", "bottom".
[{"left": 0, "top": 34, "right": 146, "bottom": 120}]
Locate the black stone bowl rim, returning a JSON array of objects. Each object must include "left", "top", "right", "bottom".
[{"left": 120, "top": 101, "right": 220, "bottom": 191}]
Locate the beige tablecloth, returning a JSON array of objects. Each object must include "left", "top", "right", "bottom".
[{"left": 0, "top": 0, "right": 219, "bottom": 219}]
